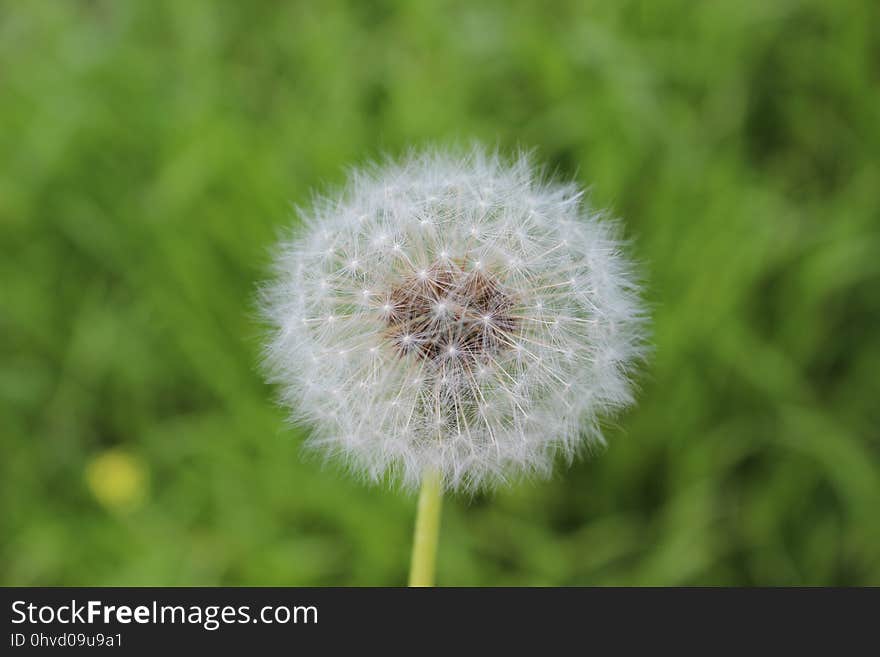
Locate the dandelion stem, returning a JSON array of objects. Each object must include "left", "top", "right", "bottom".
[{"left": 408, "top": 467, "right": 443, "bottom": 587}]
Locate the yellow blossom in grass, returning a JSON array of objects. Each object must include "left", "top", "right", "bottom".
[{"left": 85, "top": 449, "right": 148, "bottom": 511}]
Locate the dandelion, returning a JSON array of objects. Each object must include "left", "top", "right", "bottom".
[{"left": 261, "top": 146, "right": 647, "bottom": 585}]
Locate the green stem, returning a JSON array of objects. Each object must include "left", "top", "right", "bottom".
[{"left": 408, "top": 468, "right": 443, "bottom": 587}]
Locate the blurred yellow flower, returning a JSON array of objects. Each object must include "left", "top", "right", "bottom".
[{"left": 85, "top": 449, "right": 148, "bottom": 512}]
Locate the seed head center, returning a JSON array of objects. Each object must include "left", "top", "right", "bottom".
[{"left": 384, "top": 261, "right": 517, "bottom": 366}]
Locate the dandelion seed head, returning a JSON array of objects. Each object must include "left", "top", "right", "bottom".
[{"left": 261, "top": 146, "right": 648, "bottom": 492}]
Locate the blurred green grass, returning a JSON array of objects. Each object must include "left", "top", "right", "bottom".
[{"left": 2, "top": 0, "right": 879, "bottom": 585}]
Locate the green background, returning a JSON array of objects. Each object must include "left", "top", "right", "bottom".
[{"left": 3, "top": 0, "right": 879, "bottom": 586}]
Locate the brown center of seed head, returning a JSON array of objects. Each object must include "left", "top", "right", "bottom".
[{"left": 384, "top": 261, "right": 518, "bottom": 367}]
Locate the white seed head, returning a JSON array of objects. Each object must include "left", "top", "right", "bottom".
[{"left": 261, "top": 146, "right": 647, "bottom": 492}]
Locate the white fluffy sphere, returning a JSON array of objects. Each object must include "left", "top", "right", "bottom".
[{"left": 261, "top": 147, "right": 647, "bottom": 492}]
